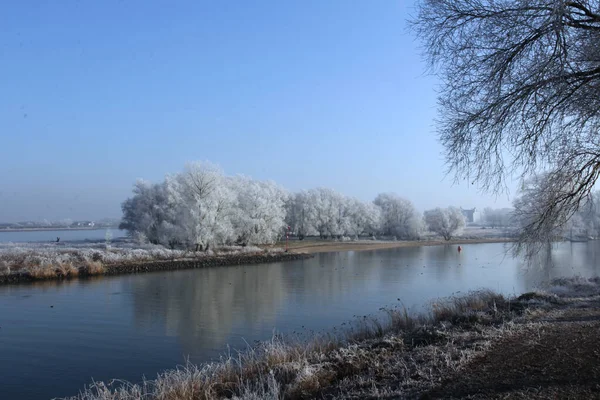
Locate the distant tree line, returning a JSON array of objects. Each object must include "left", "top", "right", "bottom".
[
  {"left": 480, "top": 208, "right": 513, "bottom": 229},
  {"left": 119, "top": 161, "right": 467, "bottom": 250}
]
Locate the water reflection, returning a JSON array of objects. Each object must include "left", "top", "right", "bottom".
[
  {"left": 422, "top": 244, "right": 464, "bottom": 281},
  {"left": 519, "top": 242, "right": 600, "bottom": 289},
  {"left": 128, "top": 264, "right": 287, "bottom": 354}
]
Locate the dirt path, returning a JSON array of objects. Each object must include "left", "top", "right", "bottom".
[
  {"left": 285, "top": 238, "right": 514, "bottom": 254},
  {"left": 423, "top": 299, "right": 600, "bottom": 399},
  {"left": 311, "top": 283, "right": 600, "bottom": 400}
]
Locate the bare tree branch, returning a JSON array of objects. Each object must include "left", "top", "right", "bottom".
[{"left": 412, "top": 0, "right": 600, "bottom": 255}]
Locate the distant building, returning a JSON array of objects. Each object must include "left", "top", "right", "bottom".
[
  {"left": 71, "top": 221, "right": 95, "bottom": 228},
  {"left": 460, "top": 207, "right": 476, "bottom": 224}
]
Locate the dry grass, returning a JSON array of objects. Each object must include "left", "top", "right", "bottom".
[
  {"left": 55, "top": 262, "right": 80, "bottom": 278},
  {"left": 0, "top": 260, "right": 11, "bottom": 275},
  {"left": 0, "top": 243, "right": 277, "bottom": 282},
  {"left": 28, "top": 264, "right": 60, "bottom": 280},
  {"left": 65, "top": 337, "right": 330, "bottom": 400},
  {"left": 431, "top": 289, "right": 508, "bottom": 325},
  {"left": 83, "top": 260, "right": 106, "bottom": 275},
  {"left": 61, "top": 276, "right": 596, "bottom": 400}
]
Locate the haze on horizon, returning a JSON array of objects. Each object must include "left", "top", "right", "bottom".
[{"left": 0, "top": 1, "right": 516, "bottom": 223}]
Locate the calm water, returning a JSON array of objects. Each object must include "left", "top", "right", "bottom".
[
  {"left": 1, "top": 242, "right": 599, "bottom": 399},
  {"left": 0, "top": 229, "right": 125, "bottom": 243}
]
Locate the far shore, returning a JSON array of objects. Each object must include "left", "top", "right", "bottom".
[
  {"left": 284, "top": 237, "right": 515, "bottom": 254},
  {"left": 0, "top": 227, "right": 118, "bottom": 233}
]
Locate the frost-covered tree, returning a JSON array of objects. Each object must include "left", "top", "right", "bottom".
[
  {"left": 285, "top": 191, "right": 380, "bottom": 239},
  {"left": 305, "top": 188, "right": 348, "bottom": 238},
  {"left": 413, "top": 0, "right": 600, "bottom": 254},
  {"left": 121, "top": 162, "right": 295, "bottom": 249},
  {"left": 230, "top": 176, "right": 288, "bottom": 245},
  {"left": 373, "top": 193, "right": 422, "bottom": 239},
  {"left": 423, "top": 207, "right": 465, "bottom": 241},
  {"left": 120, "top": 180, "right": 179, "bottom": 246},
  {"left": 167, "top": 162, "right": 235, "bottom": 251},
  {"left": 564, "top": 212, "right": 588, "bottom": 239},
  {"left": 284, "top": 191, "right": 314, "bottom": 239},
  {"left": 512, "top": 173, "right": 600, "bottom": 250},
  {"left": 580, "top": 191, "right": 600, "bottom": 238},
  {"left": 512, "top": 173, "right": 575, "bottom": 255},
  {"left": 346, "top": 198, "right": 381, "bottom": 237}
]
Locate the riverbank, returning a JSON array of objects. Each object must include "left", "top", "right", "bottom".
[
  {"left": 65, "top": 276, "right": 600, "bottom": 400},
  {"left": 285, "top": 237, "right": 514, "bottom": 254},
  {"left": 0, "top": 237, "right": 514, "bottom": 285},
  {"left": 0, "top": 246, "right": 313, "bottom": 285}
]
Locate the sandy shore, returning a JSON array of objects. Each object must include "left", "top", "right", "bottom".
[{"left": 286, "top": 237, "right": 514, "bottom": 254}]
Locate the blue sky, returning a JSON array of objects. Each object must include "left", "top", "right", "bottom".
[{"left": 0, "top": 1, "right": 514, "bottom": 222}]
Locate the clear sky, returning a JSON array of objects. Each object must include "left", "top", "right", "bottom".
[{"left": 0, "top": 0, "right": 515, "bottom": 223}]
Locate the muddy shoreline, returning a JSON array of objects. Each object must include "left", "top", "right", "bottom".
[
  {"left": 286, "top": 237, "right": 514, "bottom": 254},
  {"left": 0, "top": 252, "right": 313, "bottom": 285}
]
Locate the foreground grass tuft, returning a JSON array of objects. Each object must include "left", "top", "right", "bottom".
[{"left": 432, "top": 289, "right": 508, "bottom": 325}]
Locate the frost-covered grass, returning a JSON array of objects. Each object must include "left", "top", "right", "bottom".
[
  {"left": 0, "top": 240, "right": 276, "bottom": 280},
  {"left": 544, "top": 275, "right": 600, "bottom": 297},
  {"left": 63, "top": 278, "right": 589, "bottom": 400}
]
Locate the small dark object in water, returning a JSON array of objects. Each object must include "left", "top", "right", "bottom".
[
  {"left": 56, "top": 237, "right": 60, "bottom": 243},
  {"left": 457, "top": 245, "right": 462, "bottom": 252},
  {"left": 50, "top": 305, "right": 54, "bottom": 308}
]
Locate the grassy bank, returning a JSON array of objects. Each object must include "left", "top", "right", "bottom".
[
  {"left": 0, "top": 243, "right": 312, "bottom": 285},
  {"left": 64, "top": 276, "right": 600, "bottom": 400},
  {"left": 0, "top": 236, "right": 514, "bottom": 284},
  {"left": 283, "top": 237, "right": 514, "bottom": 254}
]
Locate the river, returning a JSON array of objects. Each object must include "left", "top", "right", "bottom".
[{"left": 0, "top": 242, "right": 599, "bottom": 399}]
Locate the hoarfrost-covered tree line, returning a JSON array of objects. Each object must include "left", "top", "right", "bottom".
[
  {"left": 120, "top": 162, "right": 288, "bottom": 250},
  {"left": 481, "top": 208, "right": 513, "bottom": 229},
  {"left": 119, "top": 161, "right": 467, "bottom": 250}
]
